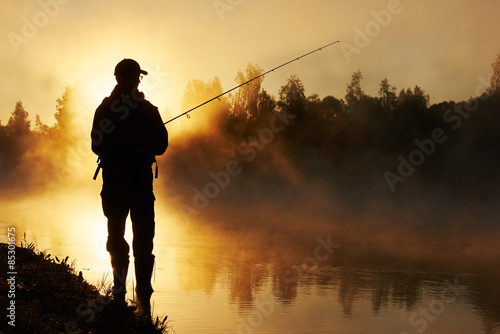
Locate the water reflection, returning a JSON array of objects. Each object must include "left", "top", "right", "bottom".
[
  {"left": 165, "top": 216, "right": 500, "bottom": 333},
  {"left": 1, "top": 195, "right": 500, "bottom": 334}
]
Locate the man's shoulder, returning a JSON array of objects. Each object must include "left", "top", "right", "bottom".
[
  {"left": 139, "top": 99, "right": 166, "bottom": 128},
  {"left": 96, "top": 96, "right": 112, "bottom": 111},
  {"left": 139, "top": 99, "right": 161, "bottom": 119},
  {"left": 140, "top": 99, "right": 158, "bottom": 111}
]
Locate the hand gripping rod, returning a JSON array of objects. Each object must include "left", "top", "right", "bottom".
[{"left": 164, "top": 41, "right": 339, "bottom": 124}]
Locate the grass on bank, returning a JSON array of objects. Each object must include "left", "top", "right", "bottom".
[{"left": 0, "top": 239, "right": 169, "bottom": 334}]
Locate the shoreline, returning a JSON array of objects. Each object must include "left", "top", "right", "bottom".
[{"left": 0, "top": 242, "right": 168, "bottom": 334}]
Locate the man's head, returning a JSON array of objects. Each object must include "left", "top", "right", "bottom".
[{"left": 114, "top": 59, "right": 148, "bottom": 89}]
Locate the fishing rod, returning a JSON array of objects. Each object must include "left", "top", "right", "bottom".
[{"left": 164, "top": 40, "right": 340, "bottom": 124}]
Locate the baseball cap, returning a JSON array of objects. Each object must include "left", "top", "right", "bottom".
[{"left": 114, "top": 59, "right": 148, "bottom": 77}]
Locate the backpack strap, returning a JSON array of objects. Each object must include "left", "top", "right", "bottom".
[{"left": 153, "top": 156, "right": 159, "bottom": 179}]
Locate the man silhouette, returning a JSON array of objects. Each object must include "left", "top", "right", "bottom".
[{"left": 91, "top": 59, "right": 168, "bottom": 315}]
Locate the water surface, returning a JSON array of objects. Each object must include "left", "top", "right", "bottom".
[{"left": 1, "top": 189, "right": 499, "bottom": 334}]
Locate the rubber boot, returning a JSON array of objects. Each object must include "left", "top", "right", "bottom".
[
  {"left": 110, "top": 255, "right": 129, "bottom": 307},
  {"left": 135, "top": 255, "right": 155, "bottom": 317}
]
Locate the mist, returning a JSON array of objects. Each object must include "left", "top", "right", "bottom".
[
  {"left": 158, "top": 61, "right": 500, "bottom": 271},
  {"left": 1, "top": 58, "right": 500, "bottom": 274}
]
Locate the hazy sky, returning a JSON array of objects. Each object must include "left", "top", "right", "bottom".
[{"left": 1, "top": 0, "right": 499, "bottom": 125}]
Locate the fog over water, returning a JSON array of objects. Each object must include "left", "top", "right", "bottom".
[
  {"left": 1, "top": 64, "right": 500, "bottom": 333},
  {"left": 1, "top": 69, "right": 500, "bottom": 264}
]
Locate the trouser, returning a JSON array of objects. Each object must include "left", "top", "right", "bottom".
[{"left": 101, "top": 165, "right": 156, "bottom": 301}]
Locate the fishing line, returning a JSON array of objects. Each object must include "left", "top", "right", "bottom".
[
  {"left": 164, "top": 41, "right": 340, "bottom": 124},
  {"left": 355, "top": 44, "right": 488, "bottom": 77}
]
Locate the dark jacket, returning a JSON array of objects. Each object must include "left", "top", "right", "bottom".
[{"left": 91, "top": 85, "right": 168, "bottom": 170}]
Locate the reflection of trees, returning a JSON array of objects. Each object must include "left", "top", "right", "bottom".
[
  {"left": 371, "top": 271, "right": 390, "bottom": 314},
  {"left": 271, "top": 267, "right": 299, "bottom": 304},
  {"left": 337, "top": 269, "right": 364, "bottom": 316},
  {"left": 461, "top": 274, "right": 500, "bottom": 334},
  {"left": 389, "top": 272, "right": 422, "bottom": 311},
  {"left": 175, "top": 245, "right": 219, "bottom": 295},
  {"left": 174, "top": 237, "right": 272, "bottom": 309},
  {"left": 226, "top": 253, "right": 269, "bottom": 308},
  {"left": 174, "top": 228, "right": 500, "bottom": 329},
  {"left": 332, "top": 269, "right": 422, "bottom": 316}
]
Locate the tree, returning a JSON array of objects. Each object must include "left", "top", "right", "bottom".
[
  {"left": 397, "top": 86, "right": 429, "bottom": 112},
  {"left": 345, "top": 70, "right": 366, "bottom": 111},
  {"left": 254, "top": 89, "right": 276, "bottom": 123},
  {"left": 0, "top": 119, "right": 11, "bottom": 170},
  {"left": 54, "top": 86, "right": 76, "bottom": 132},
  {"left": 305, "top": 94, "right": 322, "bottom": 120},
  {"left": 378, "top": 78, "right": 397, "bottom": 114},
  {"left": 278, "top": 75, "right": 306, "bottom": 120},
  {"left": 0, "top": 101, "right": 31, "bottom": 176},
  {"left": 34, "top": 115, "right": 50, "bottom": 135},
  {"left": 491, "top": 52, "right": 500, "bottom": 93},
  {"left": 181, "top": 77, "right": 228, "bottom": 131},
  {"left": 181, "top": 77, "right": 224, "bottom": 110},
  {"left": 321, "top": 96, "right": 343, "bottom": 119},
  {"left": 229, "top": 64, "right": 264, "bottom": 121},
  {"left": 413, "top": 86, "right": 430, "bottom": 110},
  {"left": 7, "top": 101, "right": 31, "bottom": 136}
]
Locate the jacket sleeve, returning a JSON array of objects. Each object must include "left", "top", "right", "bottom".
[{"left": 143, "top": 103, "right": 168, "bottom": 156}]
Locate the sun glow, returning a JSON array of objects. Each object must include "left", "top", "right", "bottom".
[
  {"left": 80, "top": 74, "right": 116, "bottom": 109},
  {"left": 78, "top": 59, "right": 179, "bottom": 124}
]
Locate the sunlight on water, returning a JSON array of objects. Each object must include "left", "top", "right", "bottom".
[{"left": 1, "top": 190, "right": 499, "bottom": 334}]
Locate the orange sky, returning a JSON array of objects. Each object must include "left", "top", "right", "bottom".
[{"left": 1, "top": 0, "right": 499, "bottom": 125}]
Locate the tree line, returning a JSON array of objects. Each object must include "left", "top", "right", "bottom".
[
  {"left": 164, "top": 53, "right": 500, "bottom": 214},
  {"left": 0, "top": 86, "right": 89, "bottom": 192},
  {"left": 1, "top": 54, "right": 499, "bottom": 206}
]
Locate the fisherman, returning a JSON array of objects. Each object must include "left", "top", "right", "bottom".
[{"left": 91, "top": 59, "right": 168, "bottom": 315}]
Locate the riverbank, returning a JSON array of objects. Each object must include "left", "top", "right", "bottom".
[{"left": 0, "top": 241, "right": 168, "bottom": 334}]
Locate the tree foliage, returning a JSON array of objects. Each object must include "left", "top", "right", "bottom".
[
  {"left": 0, "top": 85, "right": 90, "bottom": 191},
  {"left": 1, "top": 53, "right": 500, "bottom": 200},
  {"left": 229, "top": 63, "right": 263, "bottom": 121},
  {"left": 345, "top": 70, "right": 365, "bottom": 109},
  {"left": 378, "top": 78, "right": 397, "bottom": 114},
  {"left": 491, "top": 52, "right": 500, "bottom": 93},
  {"left": 278, "top": 74, "right": 307, "bottom": 119},
  {"left": 7, "top": 101, "right": 31, "bottom": 137}
]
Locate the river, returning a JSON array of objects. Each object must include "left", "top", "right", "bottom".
[{"left": 1, "top": 186, "right": 499, "bottom": 334}]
